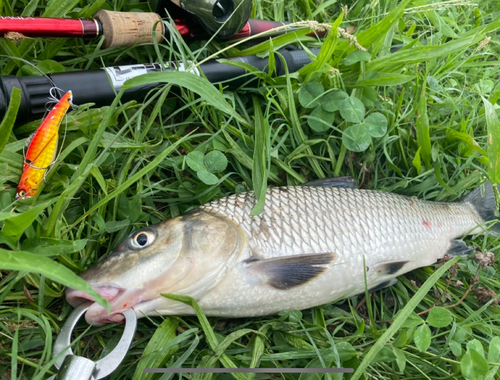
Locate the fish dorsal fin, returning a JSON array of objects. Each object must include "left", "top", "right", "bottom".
[
  {"left": 302, "top": 177, "right": 357, "bottom": 189},
  {"left": 369, "top": 260, "right": 409, "bottom": 276},
  {"left": 238, "top": 253, "right": 337, "bottom": 290}
]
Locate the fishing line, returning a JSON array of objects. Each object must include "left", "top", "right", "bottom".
[
  {"left": 48, "top": 87, "right": 77, "bottom": 171},
  {"left": 0, "top": 55, "right": 73, "bottom": 113},
  {"left": 0, "top": 54, "right": 58, "bottom": 89}
]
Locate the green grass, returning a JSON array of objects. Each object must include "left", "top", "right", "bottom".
[{"left": 1, "top": 0, "right": 500, "bottom": 379}]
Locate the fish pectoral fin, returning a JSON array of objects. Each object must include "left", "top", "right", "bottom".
[
  {"left": 238, "top": 253, "right": 337, "bottom": 290},
  {"left": 370, "top": 260, "right": 410, "bottom": 276},
  {"left": 302, "top": 177, "right": 357, "bottom": 189},
  {"left": 369, "top": 279, "right": 398, "bottom": 292},
  {"left": 447, "top": 239, "right": 473, "bottom": 256}
]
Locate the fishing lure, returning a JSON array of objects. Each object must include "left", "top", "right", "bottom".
[{"left": 16, "top": 90, "right": 73, "bottom": 200}]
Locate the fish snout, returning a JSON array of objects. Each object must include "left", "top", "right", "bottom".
[
  {"left": 65, "top": 284, "right": 127, "bottom": 326},
  {"left": 85, "top": 302, "right": 126, "bottom": 325}
]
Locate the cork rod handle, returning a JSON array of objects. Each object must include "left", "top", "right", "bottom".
[{"left": 94, "top": 10, "right": 163, "bottom": 48}]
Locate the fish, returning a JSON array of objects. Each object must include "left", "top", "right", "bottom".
[
  {"left": 16, "top": 90, "right": 73, "bottom": 200},
  {"left": 65, "top": 178, "right": 499, "bottom": 325}
]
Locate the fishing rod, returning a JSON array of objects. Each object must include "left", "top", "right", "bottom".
[
  {"left": 0, "top": 48, "right": 318, "bottom": 125},
  {"left": 1, "top": 0, "right": 252, "bottom": 45},
  {"left": 0, "top": 0, "right": 319, "bottom": 48},
  {"left": 0, "top": 13, "right": 294, "bottom": 48}
]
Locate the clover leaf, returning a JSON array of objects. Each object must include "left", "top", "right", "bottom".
[
  {"left": 186, "top": 150, "right": 228, "bottom": 185},
  {"left": 299, "top": 82, "right": 324, "bottom": 108}
]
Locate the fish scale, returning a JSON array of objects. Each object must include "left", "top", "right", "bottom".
[
  {"left": 66, "top": 181, "right": 496, "bottom": 324},
  {"left": 199, "top": 186, "right": 478, "bottom": 261}
]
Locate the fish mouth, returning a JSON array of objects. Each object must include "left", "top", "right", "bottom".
[{"left": 65, "top": 284, "right": 146, "bottom": 326}]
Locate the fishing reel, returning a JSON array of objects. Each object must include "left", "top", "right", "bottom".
[{"left": 154, "top": 0, "right": 253, "bottom": 38}]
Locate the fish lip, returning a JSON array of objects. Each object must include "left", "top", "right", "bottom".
[
  {"left": 84, "top": 297, "right": 158, "bottom": 326},
  {"left": 65, "top": 284, "right": 124, "bottom": 308},
  {"left": 66, "top": 284, "right": 147, "bottom": 325},
  {"left": 85, "top": 302, "right": 127, "bottom": 326}
]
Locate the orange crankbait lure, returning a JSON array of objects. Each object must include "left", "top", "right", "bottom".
[{"left": 16, "top": 90, "right": 73, "bottom": 200}]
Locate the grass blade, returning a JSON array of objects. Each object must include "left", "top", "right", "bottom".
[
  {"left": 250, "top": 96, "right": 269, "bottom": 215},
  {"left": 416, "top": 81, "right": 431, "bottom": 168},
  {"left": 483, "top": 96, "right": 500, "bottom": 187},
  {"left": 0, "top": 249, "right": 110, "bottom": 310},
  {"left": 43, "top": 94, "right": 126, "bottom": 237},
  {"left": 133, "top": 318, "right": 180, "bottom": 380},
  {"left": 162, "top": 293, "right": 247, "bottom": 380},
  {"left": 69, "top": 132, "right": 195, "bottom": 228},
  {"left": 122, "top": 71, "right": 246, "bottom": 125},
  {"left": 336, "top": 0, "right": 411, "bottom": 56},
  {"left": 350, "top": 256, "right": 460, "bottom": 380},
  {"left": 159, "top": 335, "right": 201, "bottom": 380},
  {"left": 11, "top": 318, "right": 19, "bottom": 379},
  {"left": 0, "top": 87, "right": 21, "bottom": 155},
  {"left": 1, "top": 199, "right": 56, "bottom": 247}
]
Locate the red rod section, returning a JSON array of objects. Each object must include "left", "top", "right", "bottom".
[
  {"left": 175, "top": 19, "right": 323, "bottom": 42},
  {"left": 0, "top": 16, "right": 325, "bottom": 43},
  {"left": 171, "top": 18, "right": 203, "bottom": 39},
  {"left": 231, "top": 19, "right": 285, "bottom": 40},
  {"left": 165, "top": 19, "right": 288, "bottom": 41},
  {"left": 0, "top": 16, "right": 100, "bottom": 38},
  {"left": 229, "top": 19, "right": 327, "bottom": 41}
]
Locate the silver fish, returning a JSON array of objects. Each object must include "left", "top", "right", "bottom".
[{"left": 66, "top": 179, "right": 497, "bottom": 325}]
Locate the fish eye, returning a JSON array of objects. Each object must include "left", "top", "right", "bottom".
[
  {"left": 16, "top": 190, "right": 26, "bottom": 199},
  {"left": 129, "top": 230, "right": 155, "bottom": 249}
]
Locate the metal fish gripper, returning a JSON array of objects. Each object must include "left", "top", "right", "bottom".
[{"left": 47, "top": 302, "right": 137, "bottom": 380}]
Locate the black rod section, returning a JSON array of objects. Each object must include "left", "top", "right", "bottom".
[{"left": 0, "top": 48, "right": 318, "bottom": 125}]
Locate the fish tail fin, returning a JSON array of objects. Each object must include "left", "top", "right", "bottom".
[{"left": 464, "top": 182, "right": 500, "bottom": 234}]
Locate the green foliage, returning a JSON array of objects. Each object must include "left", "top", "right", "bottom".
[
  {"left": 426, "top": 306, "right": 453, "bottom": 328},
  {"left": 250, "top": 95, "right": 270, "bottom": 215},
  {"left": 339, "top": 97, "right": 365, "bottom": 124},
  {"left": 1, "top": 199, "right": 55, "bottom": 247},
  {"left": 414, "top": 324, "right": 431, "bottom": 352},
  {"left": 342, "top": 123, "right": 371, "bottom": 152},
  {"left": 298, "top": 84, "right": 388, "bottom": 152},
  {"left": 133, "top": 318, "right": 180, "bottom": 380},
  {"left": 461, "top": 348, "right": 488, "bottom": 380},
  {"left": 0, "top": 249, "right": 109, "bottom": 310},
  {"left": 186, "top": 150, "right": 228, "bottom": 185},
  {"left": 484, "top": 96, "right": 500, "bottom": 187},
  {"left": 0, "top": 87, "right": 21, "bottom": 155},
  {"left": 351, "top": 257, "right": 460, "bottom": 379},
  {"left": 299, "top": 82, "right": 325, "bottom": 108}
]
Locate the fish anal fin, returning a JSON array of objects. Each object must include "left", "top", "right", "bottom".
[
  {"left": 239, "top": 253, "right": 337, "bottom": 290},
  {"left": 370, "top": 260, "right": 409, "bottom": 276},
  {"left": 447, "top": 239, "right": 473, "bottom": 256},
  {"left": 369, "top": 279, "right": 397, "bottom": 292},
  {"left": 303, "top": 177, "right": 357, "bottom": 189}
]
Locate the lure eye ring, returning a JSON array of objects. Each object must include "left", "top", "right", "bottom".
[
  {"left": 129, "top": 229, "right": 156, "bottom": 250},
  {"left": 16, "top": 190, "right": 26, "bottom": 199}
]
